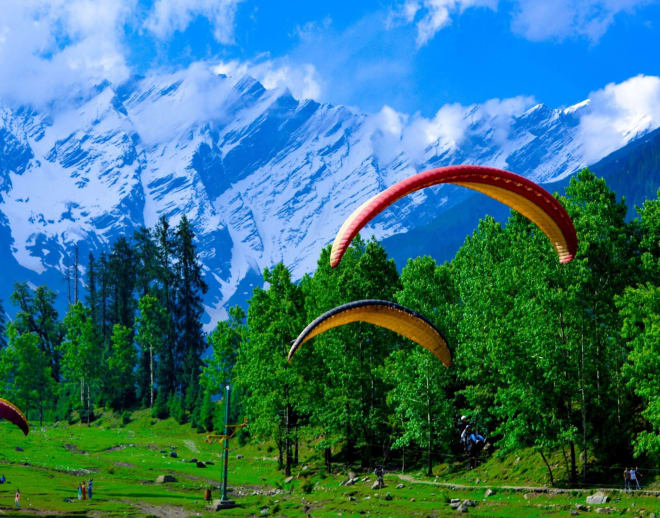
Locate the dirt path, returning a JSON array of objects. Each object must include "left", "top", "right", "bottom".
[{"left": 396, "top": 474, "right": 660, "bottom": 495}]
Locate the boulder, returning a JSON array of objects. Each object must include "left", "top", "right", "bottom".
[
  {"left": 156, "top": 475, "right": 177, "bottom": 483},
  {"left": 586, "top": 492, "right": 609, "bottom": 505},
  {"left": 169, "top": 451, "right": 177, "bottom": 458}
]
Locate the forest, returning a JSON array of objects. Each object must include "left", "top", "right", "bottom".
[{"left": 0, "top": 169, "right": 658, "bottom": 488}]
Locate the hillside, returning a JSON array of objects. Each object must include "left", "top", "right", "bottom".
[{"left": 1, "top": 411, "right": 658, "bottom": 517}]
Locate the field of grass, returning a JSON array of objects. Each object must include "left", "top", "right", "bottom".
[{"left": 0, "top": 410, "right": 658, "bottom": 517}]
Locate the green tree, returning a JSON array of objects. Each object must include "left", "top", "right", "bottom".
[
  {"left": 235, "top": 264, "right": 305, "bottom": 475},
  {"left": 387, "top": 256, "right": 457, "bottom": 476},
  {"left": 619, "top": 284, "right": 660, "bottom": 460},
  {"left": 108, "top": 324, "right": 137, "bottom": 410},
  {"left": 61, "top": 302, "right": 103, "bottom": 425},
  {"left": 3, "top": 324, "right": 54, "bottom": 424},
  {"left": 10, "top": 283, "right": 64, "bottom": 381},
  {"left": 135, "top": 295, "right": 167, "bottom": 408}
]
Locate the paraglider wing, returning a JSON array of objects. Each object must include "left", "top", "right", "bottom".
[
  {"left": 288, "top": 299, "right": 451, "bottom": 367},
  {"left": 330, "top": 165, "right": 577, "bottom": 267},
  {"left": 0, "top": 398, "right": 29, "bottom": 436}
]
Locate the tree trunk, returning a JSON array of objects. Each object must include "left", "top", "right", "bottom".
[
  {"left": 426, "top": 374, "right": 433, "bottom": 477},
  {"left": 150, "top": 344, "right": 154, "bottom": 408},
  {"left": 324, "top": 446, "right": 331, "bottom": 473},
  {"left": 569, "top": 441, "right": 577, "bottom": 486},
  {"left": 539, "top": 449, "right": 555, "bottom": 486},
  {"left": 580, "top": 327, "right": 587, "bottom": 485},
  {"left": 294, "top": 424, "right": 299, "bottom": 466},
  {"left": 87, "top": 382, "right": 91, "bottom": 426}
]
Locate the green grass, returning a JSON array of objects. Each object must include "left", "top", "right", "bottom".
[{"left": 0, "top": 411, "right": 658, "bottom": 517}]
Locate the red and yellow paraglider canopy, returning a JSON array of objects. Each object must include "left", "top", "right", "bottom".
[
  {"left": 0, "top": 398, "right": 29, "bottom": 436},
  {"left": 331, "top": 165, "right": 578, "bottom": 268}
]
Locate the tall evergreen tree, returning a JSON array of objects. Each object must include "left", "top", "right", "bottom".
[
  {"left": 173, "top": 215, "right": 208, "bottom": 404},
  {"left": 108, "top": 323, "right": 137, "bottom": 410}
]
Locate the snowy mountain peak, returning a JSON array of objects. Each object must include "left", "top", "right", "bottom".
[{"left": 0, "top": 70, "right": 657, "bottom": 323}]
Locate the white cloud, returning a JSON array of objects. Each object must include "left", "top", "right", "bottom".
[
  {"left": 390, "top": 0, "right": 497, "bottom": 47},
  {"left": 578, "top": 75, "right": 660, "bottom": 163},
  {"left": 511, "top": 0, "right": 650, "bottom": 42},
  {"left": 0, "top": 0, "right": 133, "bottom": 106},
  {"left": 145, "top": 0, "right": 242, "bottom": 44},
  {"left": 213, "top": 59, "right": 323, "bottom": 101},
  {"left": 368, "top": 95, "right": 534, "bottom": 163}
]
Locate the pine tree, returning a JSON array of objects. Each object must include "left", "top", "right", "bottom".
[{"left": 108, "top": 324, "right": 137, "bottom": 410}]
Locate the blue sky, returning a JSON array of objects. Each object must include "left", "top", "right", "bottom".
[
  {"left": 119, "top": 0, "right": 660, "bottom": 114},
  {"left": 2, "top": 0, "right": 660, "bottom": 116}
]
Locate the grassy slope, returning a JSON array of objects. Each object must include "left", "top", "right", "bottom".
[{"left": 0, "top": 411, "right": 658, "bottom": 517}]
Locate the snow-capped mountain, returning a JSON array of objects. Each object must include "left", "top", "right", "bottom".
[{"left": 0, "top": 68, "right": 655, "bottom": 323}]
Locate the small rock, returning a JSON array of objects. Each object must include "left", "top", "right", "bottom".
[
  {"left": 570, "top": 510, "right": 579, "bottom": 516},
  {"left": 457, "top": 503, "right": 469, "bottom": 512},
  {"left": 450, "top": 499, "right": 461, "bottom": 504},
  {"left": 371, "top": 481, "right": 381, "bottom": 490},
  {"left": 385, "top": 492, "right": 392, "bottom": 501},
  {"left": 410, "top": 497, "right": 415, "bottom": 502},
  {"left": 396, "top": 484, "right": 405, "bottom": 489},
  {"left": 189, "top": 458, "right": 198, "bottom": 463},
  {"left": 484, "top": 489, "right": 495, "bottom": 498},
  {"left": 236, "top": 454, "right": 244, "bottom": 459},
  {"left": 450, "top": 502, "right": 461, "bottom": 509},
  {"left": 15, "top": 447, "right": 23, "bottom": 452},
  {"left": 348, "top": 496, "right": 356, "bottom": 501},
  {"left": 361, "top": 476, "right": 369, "bottom": 482},
  {"left": 260, "top": 507, "right": 269, "bottom": 516},
  {"left": 575, "top": 504, "right": 589, "bottom": 511},
  {"left": 586, "top": 492, "right": 610, "bottom": 505},
  {"left": 348, "top": 471, "right": 356, "bottom": 480},
  {"left": 524, "top": 493, "right": 535, "bottom": 500},
  {"left": 156, "top": 475, "right": 177, "bottom": 483},
  {"left": 463, "top": 500, "right": 476, "bottom": 507},
  {"left": 474, "top": 478, "right": 480, "bottom": 484},
  {"left": 364, "top": 496, "right": 371, "bottom": 500},
  {"left": 196, "top": 461, "right": 206, "bottom": 468},
  {"left": 205, "top": 461, "right": 214, "bottom": 465},
  {"left": 302, "top": 465, "right": 308, "bottom": 471},
  {"left": 514, "top": 456, "right": 521, "bottom": 465},
  {"left": 650, "top": 513, "right": 656, "bottom": 518},
  {"left": 169, "top": 451, "right": 178, "bottom": 458},
  {"left": 284, "top": 476, "right": 294, "bottom": 483},
  {"left": 160, "top": 450, "right": 166, "bottom": 454},
  {"left": 595, "top": 508, "right": 610, "bottom": 514}
]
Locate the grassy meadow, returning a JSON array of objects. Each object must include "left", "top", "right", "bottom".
[{"left": 0, "top": 410, "right": 658, "bottom": 517}]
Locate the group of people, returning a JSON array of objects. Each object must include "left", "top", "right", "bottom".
[
  {"left": 77, "top": 479, "right": 93, "bottom": 500},
  {"left": 623, "top": 467, "right": 642, "bottom": 491},
  {"left": 457, "top": 416, "right": 487, "bottom": 461}
]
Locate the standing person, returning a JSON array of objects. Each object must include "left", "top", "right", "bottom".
[
  {"left": 82, "top": 481, "right": 87, "bottom": 500},
  {"left": 624, "top": 468, "right": 631, "bottom": 492},
  {"left": 632, "top": 467, "right": 642, "bottom": 490},
  {"left": 88, "top": 479, "right": 93, "bottom": 499},
  {"left": 374, "top": 465, "right": 385, "bottom": 489},
  {"left": 77, "top": 483, "right": 82, "bottom": 500},
  {"left": 15, "top": 489, "right": 20, "bottom": 508}
]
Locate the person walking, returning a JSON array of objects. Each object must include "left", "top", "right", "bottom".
[
  {"left": 88, "top": 479, "right": 93, "bottom": 499},
  {"left": 15, "top": 489, "right": 20, "bottom": 508},
  {"left": 77, "top": 483, "right": 82, "bottom": 500},
  {"left": 82, "top": 481, "right": 87, "bottom": 500},
  {"left": 624, "top": 467, "right": 631, "bottom": 492}
]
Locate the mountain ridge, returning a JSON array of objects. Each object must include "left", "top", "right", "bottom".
[{"left": 0, "top": 68, "right": 657, "bottom": 322}]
